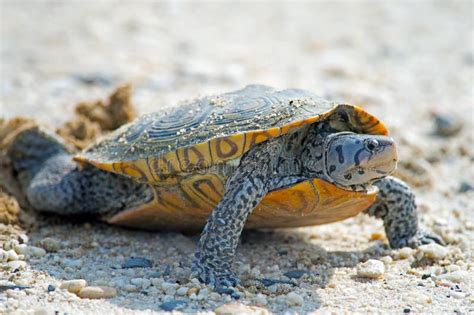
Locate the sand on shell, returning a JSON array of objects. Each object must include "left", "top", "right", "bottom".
[{"left": 0, "top": 1, "right": 473, "bottom": 314}]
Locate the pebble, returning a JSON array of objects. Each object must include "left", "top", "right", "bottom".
[
  {"left": 130, "top": 278, "right": 151, "bottom": 289},
  {"left": 59, "top": 279, "right": 87, "bottom": 294},
  {"left": 47, "top": 284, "right": 55, "bottom": 292},
  {"left": 40, "top": 237, "right": 61, "bottom": 252},
  {"left": 187, "top": 287, "right": 199, "bottom": 296},
  {"left": 254, "top": 293, "right": 268, "bottom": 306},
  {"left": 357, "top": 259, "right": 385, "bottom": 279},
  {"left": 418, "top": 243, "right": 448, "bottom": 260},
  {"left": 258, "top": 278, "right": 293, "bottom": 287},
  {"left": 396, "top": 247, "right": 415, "bottom": 259},
  {"left": 77, "top": 286, "right": 117, "bottom": 299},
  {"left": 14, "top": 245, "right": 46, "bottom": 258},
  {"left": 123, "top": 284, "right": 137, "bottom": 292},
  {"left": 176, "top": 286, "right": 188, "bottom": 296},
  {"left": 196, "top": 287, "right": 209, "bottom": 300},
  {"left": 432, "top": 112, "right": 463, "bottom": 137},
  {"left": 283, "top": 270, "right": 308, "bottom": 279},
  {"left": 437, "top": 270, "right": 468, "bottom": 283},
  {"left": 380, "top": 256, "right": 393, "bottom": 264},
  {"left": 6, "top": 249, "right": 19, "bottom": 261},
  {"left": 215, "top": 302, "right": 269, "bottom": 315},
  {"left": 160, "top": 300, "right": 187, "bottom": 311},
  {"left": 285, "top": 292, "right": 304, "bottom": 306},
  {"left": 458, "top": 181, "right": 474, "bottom": 193},
  {"left": 121, "top": 257, "right": 152, "bottom": 269}
]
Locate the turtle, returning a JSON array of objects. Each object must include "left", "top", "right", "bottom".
[{"left": 8, "top": 84, "right": 442, "bottom": 292}]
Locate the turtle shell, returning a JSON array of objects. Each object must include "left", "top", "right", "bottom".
[{"left": 74, "top": 85, "right": 388, "bottom": 230}]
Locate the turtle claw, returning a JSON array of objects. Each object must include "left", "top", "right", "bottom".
[
  {"left": 407, "top": 230, "right": 445, "bottom": 248},
  {"left": 191, "top": 262, "right": 240, "bottom": 295}
]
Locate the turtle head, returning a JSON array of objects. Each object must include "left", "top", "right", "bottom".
[{"left": 324, "top": 132, "right": 398, "bottom": 188}]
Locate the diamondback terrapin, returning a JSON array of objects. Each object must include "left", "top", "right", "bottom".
[{"left": 8, "top": 85, "right": 442, "bottom": 292}]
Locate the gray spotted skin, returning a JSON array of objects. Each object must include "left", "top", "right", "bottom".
[
  {"left": 192, "top": 137, "right": 284, "bottom": 291},
  {"left": 9, "top": 128, "right": 154, "bottom": 216},
  {"left": 365, "top": 176, "right": 443, "bottom": 248}
]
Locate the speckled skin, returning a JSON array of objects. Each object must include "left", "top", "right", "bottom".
[
  {"left": 365, "top": 176, "right": 443, "bottom": 248},
  {"left": 9, "top": 128, "right": 153, "bottom": 216}
]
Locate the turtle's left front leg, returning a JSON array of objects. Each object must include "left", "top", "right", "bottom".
[
  {"left": 365, "top": 176, "right": 444, "bottom": 248},
  {"left": 192, "top": 139, "right": 282, "bottom": 292}
]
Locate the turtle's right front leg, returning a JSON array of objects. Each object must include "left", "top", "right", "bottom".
[{"left": 192, "top": 139, "right": 282, "bottom": 292}]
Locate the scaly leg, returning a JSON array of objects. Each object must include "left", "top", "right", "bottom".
[
  {"left": 192, "top": 138, "right": 284, "bottom": 291},
  {"left": 365, "top": 176, "right": 443, "bottom": 248}
]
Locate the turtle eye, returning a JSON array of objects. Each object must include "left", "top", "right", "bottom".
[{"left": 364, "top": 139, "right": 379, "bottom": 152}]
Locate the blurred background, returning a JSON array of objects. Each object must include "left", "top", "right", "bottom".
[{"left": 1, "top": 1, "right": 472, "bottom": 130}]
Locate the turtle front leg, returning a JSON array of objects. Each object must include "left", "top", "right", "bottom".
[
  {"left": 365, "top": 176, "right": 444, "bottom": 248},
  {"left": 192, "top": 139, "right": 283, "bottom": 292}
]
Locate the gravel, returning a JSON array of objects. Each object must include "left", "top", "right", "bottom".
[
  {"left": 356, "top": 259, "right": 385, "bottom": 279},
  {"left": 1, "top": 1, "right": 473, "bottom": 314}
]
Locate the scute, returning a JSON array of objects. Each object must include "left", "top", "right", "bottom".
[{"left": 74, "top": 85, "right": 388, "bottom": 183}]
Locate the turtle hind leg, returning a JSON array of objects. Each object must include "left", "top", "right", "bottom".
[
  {"left": 25, "top": 154, "right": 154, "bottom": 215},
  {"left": 365, "top": 176, "right": 444, "bottom": 248},
  {"left": 8, "top": 127, "right": 70, "bottom": 190},
  {"left": 9, "top": 127, "right": 154, "bottom": 216}
]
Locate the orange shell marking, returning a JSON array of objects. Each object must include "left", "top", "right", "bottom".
[{"left": 106, "top": 178, "right": 377, "bottom": 231}]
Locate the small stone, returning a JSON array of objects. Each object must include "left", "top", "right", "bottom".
[
  {"left": 130, "top": 278, "right": 151, "bottom": 289},
  {"left": 432, "top": 112, "right": 463, "bottom": 137},
  {"left": 187, "top": 287, "right": 199, "bottom": 296},
  {"left": 47, "top": 284, "right": 55, "bottom": 292},
  {"left": 283, "top": 270, "right": 308, "bottom": 279},
  {"left": 20, "top": 245, "right": 46, "bottom": 258},
  {"left": 59, "top": 279, "right": 87, "bottom": 294},
  {"left": 77, "top": 286, "right": 117, "bottom": 299},
  {"left": 215, "top": 302, "right": 269, "bottom": 315},
  {"left": 6, "top": 249, "right": 19, "bottom": 261},
  {"left": 370, "top": 232, "right": 384, "bottom": 240},
  {"left": 458, "top": 182, "right": 474, "bottom": 193},
  {"left": 150, "top": 278, "right": 163, "bottom": 287},
  {"left": 160, "top": 300, "right": 187, "bottom": 311},
  {"left": 13, "top": 244, "right": 28, "bottom": 255},
  {"left": 418, "top": 243, "right": 448, "bottom": 260},
  {"left": 380, "top": 256, "right": 393, "bottom": 264},
  {"left": 437, "top": 270, "right": 469, "bottom": 283},
  {"left": 285, "top": 292, "right": 304, "bottom": 306},
  {"left": 197, "top": 287, "right": 209, "bottom": 300},
  {"left": 176, "top": 287, "right": 188, "bottom": 296},
  {"left": 397, "top": 247, "right": 415, "bottom": 259},
  {"left": 41, "top": 237, "right": 61, "bottom": 252},
  {"left": 122, "top": 257, "right": 152, "bottom": 268},
  {"left": 357, "top": 259, "right": 385, "bottom": 279},
  {"left": 123, "top": 284, "right": 137, "bottom": 292},
  {"left": 254, "top": 293, "right": 268, "bottom": 306}
]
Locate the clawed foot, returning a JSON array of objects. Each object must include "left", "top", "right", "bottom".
[
  {"left": 390, "top": 229, "right": 445, "bottom": 249},
  {"left": 407, "top": 230, "right": 445, "bottom": 248},
  {"left": 191, "top": 261, "right": 240, "bottom": 295}
]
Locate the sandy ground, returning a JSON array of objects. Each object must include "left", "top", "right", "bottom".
[{"left": 0, "top": 1, "right": 473, "bottom": 314}]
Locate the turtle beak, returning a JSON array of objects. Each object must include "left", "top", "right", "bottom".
[{"left": 368, "top": 136, "right": 398, "bottom": 175}]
